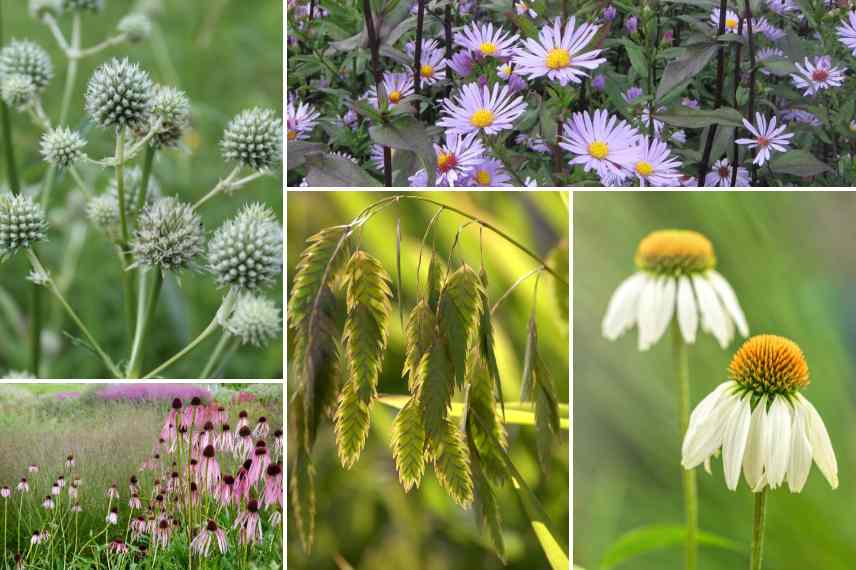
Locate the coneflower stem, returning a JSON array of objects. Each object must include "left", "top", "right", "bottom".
[
  {"left": 142, "top": 289, "right": 237, "bottom": 378},
  {"left": 750, "top": 489, "right": 767, "bottom": 570},
  {"left": 673, "top": 322, "right": 698, "bottom": 570},
  {"left": 200, "top": 331, "right": 233, "bottom": 379},
  {"left": 127, "top": 269, "right": 164, "bottom": 378},
  {"left": 137, "top": 145, "right": 156, "bottom": 211},
  {"left": 26, "top": 248, "right": 122, "bottom": 378}
]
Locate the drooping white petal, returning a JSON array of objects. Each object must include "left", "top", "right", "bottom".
[
  {"left": 765, "top": 397, "right": 793, "bottom": 489},
  {"left": 652, "top": 276, "right": 677, "bottom": 345},
  {"left": 707, "top": 270, "right": 749, "bottom": 338},
  {"left": 682, "top": 386, "right": 739, "bottom": 469},
  {"left": 742, "top": 396, "right": 769, "bottom": 491},
  {"left": 800, "top": 394, "right": 838, "bottom": 489},
  {"left": 692, "top": 274, "right": 730, "bottom": 348},
  {"left": 721, "top": 394, "right": 752, "bottom": 490},
  {"left": 676, "top": 275, "right": 698, "bottom": 344},
  {"left": 636, "top": 274, "right": 660, "bottom": 351},
  {"left": 602, "top": 272, "right": 646, "bottom": 340},
  {"left": 786, "top": 398, "right": 813, "bottom": 493}
]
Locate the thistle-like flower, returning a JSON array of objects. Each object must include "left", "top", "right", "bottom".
[
  {"left": 62, "top": 0, "right": 104, "bottom": 12},
  {"left": 602, "top": 230, "right": 748, "bottom": 350},
  {"left": 1, "top": 74, "right": 36, "bottom": 109},
  {"left": 30, "top": 0, "right": 62, "bottom": 19},
  {"left": 682, "top": 335, "right": 838, "bottom": 492},
  {"left": 144, "top": 85, "right": 191, "bottom": 148},
  {"left": 0, "top": 40, "right": 53, "bottom": 93},
  {"left": 86, "top": 195, "right": 121, "bottom": 241},
  {"left": 0, "top": 193, "right": 48, "bottom": 260},
  {"left": 40, "top": 127, "right": 87, "bottom": 169},
  {"left": 130, "top": 197, "right": 204, "bottom": 272},
  {"left": 225, "top": 293, "right": 281, "bottom": 346},
  {"left": 208, "top": 203, "right": 283, "bottom": 290},
  {"left": 220, "top": 108, "right": 283, "bottom": 171},
  {"left": 85, "top": 58, "right": 153, "bottom": 130},
  {"left": 107, "top": 166, "right": 161, "bottom": 213},
  {"left": 117, "top": 13, "right": 152, "bottom": 43}
]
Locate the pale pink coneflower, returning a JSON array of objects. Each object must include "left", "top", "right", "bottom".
[
  {"left": 42, "top": 496, "right": 54, "bottom": 510},
  {"left": 161, "top": 398, "right": 182, "bottom": 442},
  {"left": 50, "top": 484, "right": 60, "bottom": 497},
  {"left": 130, "top": 516, "right": 147, "bottom": 539},
  {"left": 128, "top": 476, "right": 139, "bottom": 494},
  {"left": 735, "top": 112, "right": 793, "bottom": 166},
  {"left": 217, "top": 424, "right": 234, "bottom": 453},
  {"left": 252, "top": 417, "right": 270, "bottom": 439},
  {"left": 201, "top": 445, "right": 221, "bottom": 490},
  {"left": 68, "top": 485, "right": 79, "bottom": 500},
  {"left": 188, "top": 482, "right": 201, "bottom": 507},
  {"left": 234, "top": 462, "right": 252, "bottom": 500},
  {"left": 237, "top": 410, "right": 249, "bottom": 431},
  {"left": 559, "top": 109, "right": 642, "bottom": 181},
  {"left": 27, "top": 465, "right": 38, "bottom": 474},
  {"left": 16, "top": 479, "right": 29, "bottom": 493},
  {"left": 454, "top": 22, "right": 519, "bottom": 59},
  {"left": 106, "top": 483, "right": 120, "bottom": 500},
  {"left": 153, "top": 518, "right": 173, "bottom": 548},
  {"left": 129, "top": 493, "right": 142, "bottom": 510},
  {"left": 65, "top": 455, "right": 75, "bottom": 470},
  {"left": 106, "top": 507, "right": 119, "bottom": 525},
  {"left": 70, "top": 502, "right": 82, "bottom": 513},
  {"left": 790, "top": 56, "right": 846, "bottom": 96},
  {"left": 183, "top": 397, "right": 206, "bottom": 429},
  {"left": 234, "top": 500, "right": 263, "bottom": 545},
  {"left": 248, "top": 445, "right": 271, "bottom": 487},
  {"left": 512, "top": 17, "right": 606, "bottom": 86},
  {"left": 168, "top": 471, "right": 180, "bottom": 494},
  {"left": 215, "top": 475, "right": 236, "bottom": 507},
  {"left": 191, "top": 519, "right": 229, "bottom": 556},
  {"left": 236, "top": 426, "right": 254, "bottom": 459},
  {"left": 0, "top": 486, "right": 10, "bottom": 499},
  {"left": 197, "top": 421, "right": 216, "bottom": 452},
  {"left": 263, "top": 463, "right": 283, "bottom": 509},
  {"left": 55, "top": 476, "right": 65, "bottom": 489},
  {"left": 437, "top": 83, "right": 527, "bottom": 136},
  {"left": 189, "top": 459, "right": 201, "bottom": 483},
  {"left": 31, "top": 530, "right": 46, "bottom": 545},
  {"left": 109, "top": 539, "right": 128, "bottom": 554},
  {"left": 211, "top": 405, "right": 228, "bottom": 426},
  {"left": 273, "top": 429, "right": 283, "bottom": 456}
]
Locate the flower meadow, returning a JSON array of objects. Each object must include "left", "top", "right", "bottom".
[
  {"left": 0, "top": 2, "right": 283, "bottom": 379},
  {"left": 287, "top": 0, "right": 856, "bottom": 187},
  {"left": 0, "top": 390, "right": 284, "bottom": 569}
]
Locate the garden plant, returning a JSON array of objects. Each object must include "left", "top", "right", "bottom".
[{"left": 0, "top": 1, "right": 283, "bottom": 379}]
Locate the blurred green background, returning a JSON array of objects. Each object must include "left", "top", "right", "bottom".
[
  {"left": 574, "top": 192, "right": 856, "bottom": 569},
  {"left": 286, "top": 191, "right": 569, "bottom": 570},
  {"left": 0, "top": 0, "right": 283, "bottom": 378}
]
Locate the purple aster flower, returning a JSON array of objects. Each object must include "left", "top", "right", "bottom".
[
  {"left": 757, "top": 47, "right": 785, "bottom": 76},
  {"left": 662, "top": 30, "right": 674, "bottom": 44},
  {"left": 631, "top": 137, "right": 682, "bottom": 187},
  {"left": 559, "top": 109, "right": 642, "bottom": 180},
  {"left": 408, "top": 131, "right": 486, "bottom": 187},
  {"left": 682, "top": 97, "right": 700, "bottom": 109},
  {"left": 466, "top": 158, "right": 513, "bottom": 187},
  {"left": 366, "top": 71, "right": 414, "bottom": 108},
  {"left": 622, "top": 86, "right": 644, "bottom": 104},
  {"left": 448, "top": 51, "right": 474, "bottom": 77},
  {"left": 703, "top": 159, "right": 750, "bottom": 187},
  {"left": 781, "top": 108, "right": 821, "bottom": 127},
  {"left": 767, "top": 0, "right": 799, "bottom": 15},
  {"left": 735, "top": 112, "right": 794, "bottom": 166},
  {"left": 837, "top": 11, "right": 856, "bottom": 55},
  {"left": 710, "top": 9, "right": 742, "bottom": 32},
  {"left": 591, "top": 74, "right": 606, "bottom": 91},
  {"left": 790, "top": 56, "right": 845, "bottom": 96},
  {"left": 603, "top": 5, "right": 617, "bottom": 21},
  {"left": 512, "top": 17, "right": 607, "bottom": 86},
  {"left": 455, "top": 22, "right": 519, "bottom": 59},
  {"left": 515, "top": 1, "right": 537, "bottom": 17},
  {"left": 507, "top": 73, "right": 527, "bottom": 93},
  {"left": 625, "top": 16, "right": 638, "bottom": 33},
  {"left": 286, "top": 97, "right": 320, "bottom": 142},
  {"left": 405, "top": 39, "right": 447, "bottom": 85},
  {"left": 670, "top": 130, "right": 687, "bottom": 144},
  {"left": 753, "top": 18, "right": 785, "bottom": 41},
  {"left": 437, "top": 82, "right": 527, "bottom": 135}
]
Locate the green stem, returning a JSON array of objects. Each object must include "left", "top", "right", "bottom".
[
  {"left": 192, "top": 165, "right": 242, "bottom": 210},
  {"left": 26, "top": 248, "right": 122, "bottom": 378},
  {"left": 142, "top": 289, "right": 237, "bottom": 378},
  {"left": 137, "top": 146, "right": 156, "bottom": 211},
  {"left": 29, "top": 284, "right": 41, "bottom": 377},
  {"left": 0, "top": 101, "right": 19, "bottom": 195},
  {"left": 750, "top": 489, "right": 767, "bottom": 570},
  {"left": 59, "top": 14, "right": 81, "bottom": 126},
  {"left": 115, "top": 128, "right": 130, "bottom": 246},
  {"left": 200, "top": 331, "right": 233, "bottom": 379},
  {"left": 673, "top": 322, "right": 697, "bottom": 570},
  {"left": 126, "top": 269, "right": 164, "bottom": 378}
]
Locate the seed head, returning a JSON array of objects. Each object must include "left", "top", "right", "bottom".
[
  {"left": 85, "top": 58, "right": 153, "bottom": 130},
  {"left": 143, "top": 85, "right": 190, "bottom": 148},
  {"left": 40, "top": 127, "right": 87, "bottom": 169},
  {"left": 220, "top": 107, "right": 282, "bottom": 171},
  {"left": 107, "top": 166, "right": 161, "bottom": 214},
  {"left": 208, "top": 203, "right": 282, "bottom": 290},
  {"left": 0, "top": 40, "right": 53, "bottom": 93},
  {"left": 634, "top": 229, "right": 716, "bottom": 275},
  {"left": 62, "top": 0, "right": 104, "bottom": 12},
  {"left": 728, "top": 334, "right": 810, "bottom": 395},
  {"left": 0, "top": 193, "right": 48, "bottom": 259},
  {"left": 29, "top": 0, "right": 62, "bottom": 19},
  {"left": 1, "top": 74, "right": 36, "bottom": 109},
  {"left": 117, "top": 13, "right": 152, "bottom": 43},
  {"left": 86, "top": 195, "right": 121, "bottom": 241},
  {"left": 225, "top": 293, "right": 281, "bottom": 347},
  {"left": 131, "top": 197, "right": 204, "bottom": 272}
]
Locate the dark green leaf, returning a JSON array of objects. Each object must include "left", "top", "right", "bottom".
[
  {"left": 305, "top": 154, "right": 382, "bottom": 187},
  {"left": 369, "top": 116, "right": 438, "bottom": 186},
  {"left": 600, "top": 524, "right": 742, "bottom": 569},
  {"left": 287, "top": 141, "right": 327, "bottom": 170},
  {"left": 619, "top": 39, "right": 649, "bottom": 78},
  {"left": 658, "top": 106, "right": 745, "bottom": 129},
  {"left": 656, "top": 42, "right": 718, "bottom": 101},
  {"left": 768, "top": 150, "right": 831, "bottom": 177}
]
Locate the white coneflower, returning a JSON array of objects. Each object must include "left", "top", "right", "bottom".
[
  {"left": 603, "top": 230, "right": 749, "bottom": 350},
  {"left": 682, "top": 335, "right": 838, "bottom": 492},
  {"left": 42, "top": 496, "right": 54, "bottom": 510},
  {"left": 105, "top": 507, "right": 119, "bottom": 525}
]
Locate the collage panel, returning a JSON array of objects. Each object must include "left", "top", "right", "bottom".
[
  {"left": 285, "top": 191, "right": 569, "bottom": 570},
  {"left": 574, "top": 192, "right": 853, "bottom": 569},
  {"left": 0, "top": 1, "right": 283, "bottom": 379},
  {"left": 0, "top": 382, "right": 284, "bottom": 568}
]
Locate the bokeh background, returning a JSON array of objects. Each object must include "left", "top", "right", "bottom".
[
  {"left": 574, "top": 192, "right": 856, "bottom": 569},
  {"left": 0, "top": 0, "right": 282, "bottom": 378},
  {"left": 286, "top": 191, "right": 570, "bottom": 570}
]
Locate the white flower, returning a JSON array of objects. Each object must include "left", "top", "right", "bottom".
[
  {"left": 682, "top": 335, "right": 838, "bottom": 493},
  {"left": 602, "top": 230, "right": 748, "bottom": 351},
  {"left": 790, "top": 56, "right": 846, "bottom": 96}
]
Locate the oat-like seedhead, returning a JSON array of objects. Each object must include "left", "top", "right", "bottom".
[
  {"left": 220, "top": 108, "right": 283, "bottom": 171},
  {"left": 0, "top": 40, "right": 53, "bottom": 93},
  {"left": 0, "top": 193, "right": 48, "bottom": 259},
  {"left": 208, "top": 203, "right": 283, "bottom": 290},
  {"left": 225, "top": 293, "right": 282, "bottom": 347},
  {"left": 131, "top": 197, "right": 204, "bottom": 272},
  {"left": 40, "top": 126, "right": 87, "bottom": 169},
  {"left": 85, "top": 58, "right": 153, "bottom": 130}
]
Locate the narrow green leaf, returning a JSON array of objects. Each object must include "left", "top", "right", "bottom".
[
  {"left": 657, "top": 106, "right": 745, "bottom": 129},
  {"left": 521, "top": 316, "right": 537, "bottom": 400},
  {"left": 438, "top": 265, "right": 483, "bottom": 388},
  {"left": 305, "top": 154, "right": 382, "bottom": 187},
  {"left": 619, "top": 39, "right": 648, "bottom": 78},
  {"left": 391, "top": 396, "right": 426, "bottom": 492},
  {"left": 768, "top": 149, "right": 831, "bottom": 177},
  {"left": 433, "top": 418, "right": 474, "bottom": 508},
  {"left": 656, "top": 42, "right": 718, "bottom": 102},
  {"left": 600, "top": 524, "right": 742, "bottom": 569}
]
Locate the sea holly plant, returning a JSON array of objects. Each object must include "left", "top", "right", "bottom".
[
  {"left": 288, "top": 195, "right": 570, "bottom": 568},
  {"left": 0, "top": 3, "right": 282, "bottom": 378}
]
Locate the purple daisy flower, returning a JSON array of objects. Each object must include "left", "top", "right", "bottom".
[
  {"left": 735, "top": 112, "right": 794, "bottom": 166},
  {"left": 405, "top": 39, "right": 447, "bottom": 85},
  {"left": 366, "top": 71, "right": 414, "bottom": 108},
  {"left": 515, "top": 1, "right": 537, "bottom": 17},
  {"left": 466, "top": 158, "right": 513, "bottom": 187},
  {"left": 703, "top": 159, "right": 750, "bottom": 187},
  {"left": 511, "top": 17, "right": 606, "bottom": 86},
  {"left": 454, "top": 22, "right": 519, "bottom": 59},
  {"left": 286, "top": 97, "right": 320, "bottom": 142},
  {"left": 408, "top": 132, "right": 486, "bottom": 187},
  {"left": 790, "top": 56, "right": 845, "bottom": 96},
  {"left": 559, "top": 109, "right": 642, "bottom": 180},
  {"left": 710, "top": 9, "right": 742, "bottom": 33},
  {"left": 448, "top": 51, "right": 474, "bottom": 77},
  {"left": 631, "top": 137, "right": 682, "bottom": 187},
  {"left": 838, "top": 12, "right": 856, "bottom": 56},
  {"left": 437, "top": 83, "right": 527, "bottom": 135}
]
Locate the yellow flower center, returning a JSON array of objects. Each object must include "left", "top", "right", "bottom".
[
  {"left": 389, "top": 90, "right": 402, "bottom": 103},
  {"left": 725, "top": 17, "right": 739, "bottom": 30},
  {"left": 635, "top": 160, "right": 654, "bottom": 176},
  {"left": 287, "top": 129, "right": 298, "bottom": 141},
  {"left": 500, "top": 64, "right": 513, "bottom": 76},
  {"left": 545, "top": 48, "right": 572, "bottom": 70},
  {"left": 634, "top": 229, "right": 716, "bottom": 274},
  {"left": 470, "top": 108, "right": 495, "bottom": 128},
  {"left": 480, "top": 42, "right": 498, "bottom": 56},
  {"left": 420, "top": 64, "right": 434, "bottom": 78},
  {"left": 474, "top": 169, "right": 491, "bottom": 185},
  {"left": 729, "top": 335, "right": 810, "bottom": 394},
  {"left": 587, "top": 140, "right": 609, "bottom": 160}
]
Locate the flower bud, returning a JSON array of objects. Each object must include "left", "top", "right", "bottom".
[
  {"left": 0, "top": 193, "right": 48, "bottom": 259},
  {"left": 131, "top": 197, "right": 204, "bottom": 272},
  {"left": 0, "top": 40, "right": 53, "bottom": 93},
  {"left": 220, "top": 108, "right": 282, "bottom": 171},
  {"left": 208, "top": 203, "right": 282, "bottom": 290},
  {"left": 86, "top": 196, "right": 121, "bottom": 242},
  {"left": 225, "top": 293, "right": 281, "bottom": 347},
  {"left": 40, "top": 127, "right": 87, "bottom": 169},
  {"left": 117, "top": 13, "right": 152, "bottom": 43},
  {"left": 144, "top": 85, "right": 190, "bottom": 148},
  {"left": 85, "top": 58, "right": 153, "bottom": 130},
  {"left": 62, "top": 0, "right": 104, "bottom": 12},
  {"left": 29, "top": 0, "right": 62, "bottom": 19},
  {"left": 1, "top": 75, "right": 36, "bottom": 109}
]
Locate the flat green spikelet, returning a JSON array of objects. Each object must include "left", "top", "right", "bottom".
[
  {"left": 290, "top": 450, "right": 316, "bottom": 553},
  {"left": 287, "top": 226, "right": 349, "bottom": 332},
  {"left": 534, "top": 355, "right": 560, "bottom": 473},
  {"left": 467, "top": 354, "right": 508, "bottom": 486},
  {"left": 334, "top": 381, "right": 371, "bottom": 470},
  {"left": 426, "top": 251, "right": 445, "bottom": 312},
  {"left": 403, "top": 300, "right": 435, "bottom": 392},
  {"left": 433, "top": 418, "right": 474, "bottom": 508},
  {"left": 477, "top": 268, "right": 504, "bottom": 415},
  {"left": 438, "top": 264, "right": 483, "bottom": 388},
  {"left": 391, "top": 397, "right": 426, "bottom": 492},
  {"left": 418, "top": 335, "right": 455, "bottom": 442},
  {"left": 470, "top": 441, "right": 506, "bottom": 561}
]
